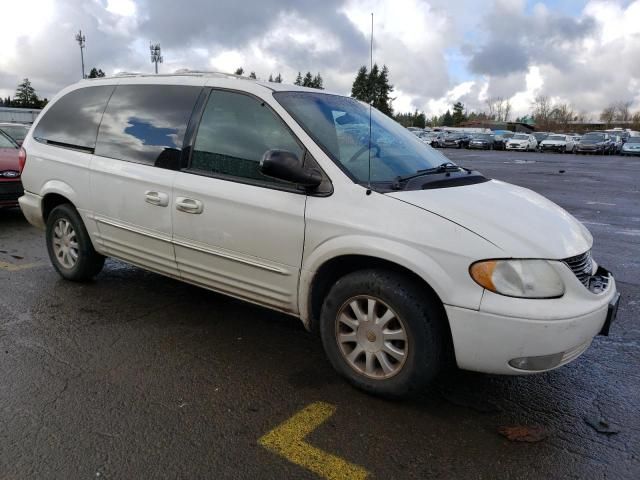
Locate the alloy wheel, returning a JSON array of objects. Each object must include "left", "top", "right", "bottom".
[
  {"left": 52, "top": 218, "right": 79, "bottom": 269},
  {"left": 335, "top": 295, "right": 409, "bottom": 379}
]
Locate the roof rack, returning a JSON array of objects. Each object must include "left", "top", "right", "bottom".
[{"left": 86, "top": 69, "right": 255, "bottom": 81}]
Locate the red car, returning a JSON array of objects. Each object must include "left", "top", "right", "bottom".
[{"left": 0, "top": 130, "right": 23, "bottom": 208}]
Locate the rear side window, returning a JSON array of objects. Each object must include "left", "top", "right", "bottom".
[
  {"left": 95, "top": 85, "right": 201, "bottom": 167},
  {"left": 33, "top": 86, "right": 115, "bottom": 150},
  {"left": 190, "top": 90, "right": 303, "bottom": 185}
]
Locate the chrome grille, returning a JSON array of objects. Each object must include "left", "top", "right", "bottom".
[{"left": 563, "top": 251, "right": 594, "bottom": 287}]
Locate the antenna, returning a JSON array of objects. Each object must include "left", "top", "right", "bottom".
[{"left": 366, "top": 12, "right": 373, "bottom": 195}]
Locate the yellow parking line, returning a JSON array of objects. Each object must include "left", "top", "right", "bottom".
[
  {"left": 258, "top": 402, "right": 369, "bottom": 480},
  {"left": 0, "top": 260, "right": 43, "bottom": 272}
]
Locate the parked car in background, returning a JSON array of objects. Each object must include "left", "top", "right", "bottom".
[
  {"left": 539, "top": 134, "right": 575, "bottom": 153},
  {"left": 0, "top": 130, "right": 23, "bottom": 208},
  {"left": 430, "top": 132, "right": 447, "bottom": 148},
  {"left": 610, "top": 135, "right": 623, "bottom": 154},
  {"left": 468, "top": 133, "right": 494, "bottom": 150},
  {"left": 576, "top": 132, "right": 613, "bottom": 155},
  {"left": 17, "top": 73, "right": 619, "bottom": 398},
  {"left": 621, "top": 136, "right": 640, "bottom": 156},
  {"left": 418, "top": 131, "right": 439, "bottom": 146},
  {"left": 493, "top": 131, "right": 514, "bottom": 150},
  {"left": 572, "top": 134, "right": 582, "bottom": 145},
  {"left": 440, "top": 132, "right": 472, "bottom": 149},
  {"left": 0, "top": 123, "right": 30, "bottom": 146},
  {"left": 506, "top": 133, "right": 538, "bottom": 151},
  {"left": 532, "top": 132, "right": 549, "bottom": 149}
]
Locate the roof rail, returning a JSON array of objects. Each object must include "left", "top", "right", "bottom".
[
  {"left": 85, "top": 69, "right": 258, "bottom": 81},
  {"left": 172, "top": 69, "right": 252, "bottom": 80}
]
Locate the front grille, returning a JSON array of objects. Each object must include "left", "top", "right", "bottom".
[{"left": 563, "top": 251, "right": 594, "bottom": 287}]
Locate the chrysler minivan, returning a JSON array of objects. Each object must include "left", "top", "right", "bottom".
[{"left": 18, "top": 72, "right": 619, "bottom": 397}]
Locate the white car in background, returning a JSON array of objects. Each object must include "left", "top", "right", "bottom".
[
  {"left": 506, "top": 133, "right": 538, "bottom": 152},
  {"left": 539, "top": 134, "right": 576, "bottom": 153}
]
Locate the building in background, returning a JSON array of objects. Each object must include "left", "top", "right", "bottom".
[{"left": 0, "top": 107, "right": 41, "bottom": 124}]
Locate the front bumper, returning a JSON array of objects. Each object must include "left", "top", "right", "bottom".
[
  {"left": 622, "top": 148, "right": 640, "bottom": 156},
  {"left": 0, "top": 180, "right": 24, "bottom": 207},
  {"left": 506, "top": 144, "right": 528, "bottom": 150},
  {"left": 446, "top": 266, "right": 618, "bottom": 375},
  {"left": 541, "top": 144, "right": 566, "bottom": 152}
]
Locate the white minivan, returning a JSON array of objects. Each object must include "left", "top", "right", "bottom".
[{"left": 18, "top": 73, "right": 619, "bottom": 397}]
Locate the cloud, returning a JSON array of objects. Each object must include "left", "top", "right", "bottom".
[{"left": 0, "top": 0, "right": 638, "bottom": 122}]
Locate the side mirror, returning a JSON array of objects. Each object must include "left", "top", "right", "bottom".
[{"left": 260, "top": 150, "right": 322, "bottom": 188}]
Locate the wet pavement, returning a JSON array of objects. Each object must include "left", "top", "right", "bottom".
[{"left": 1, "top": 150, "right": 639, "bottom": 479}]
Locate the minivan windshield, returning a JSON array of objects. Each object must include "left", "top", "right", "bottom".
[{"left": 274, "top": 91, "right": 450, "bottom": 183}]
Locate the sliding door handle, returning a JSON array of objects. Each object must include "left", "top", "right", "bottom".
[
  {"left": 145, "top": 191, "right": 169, "bottom": 207},
  {"left": 176, "top": 197, "right": 204, "bottom": 214}
]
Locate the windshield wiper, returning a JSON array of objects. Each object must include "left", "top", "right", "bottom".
[{"left": 391, "top": 162, "right": 462, "bottom": 189}]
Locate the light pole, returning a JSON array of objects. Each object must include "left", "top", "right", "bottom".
[
  {"left": 150, "top": 43, "right": 163, "bottom": 74},
  {"left": 75, "top": 30, "right": 86, "bottom": 79}
]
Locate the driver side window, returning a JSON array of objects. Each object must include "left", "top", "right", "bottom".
[{"left": 191, "top": 90, "right": 304, "bottom": 185}]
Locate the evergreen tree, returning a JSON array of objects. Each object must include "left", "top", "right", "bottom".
[
  {"left": 442, "top": 109, "right": 453, "bottom": 127},
  {"left": 350, "top": 64, "right": 394, "bottom": 117},
  {"left": 302, "top": 72, "right": 314, "bottom": 87},
  {"left": 452, "top": 101, "right": 466, "bottom": 125},
  {"left": 294, "top": 72, "right": 303, "bottom": 86},
  {"left": 351, "top": 66, "right": 369, "bottom": 101},
  {"left": 14, "top": 78, "right": 40, "bottom": 108},
  {"left": 234, "top": 67, "right": 244, "bottom": 76},
  {"left": 415, "top": 112, "right": 426, "bottom": 129},
  {"left": 274, "top": 73, "right": 283, "bottom": 83},
  {"left": 312, "top": 73, "right": 324, "bottom": 89},
  {"left": 268, "top": 74, "right": 274, "bottom": 82},
  {"left": 249, "top": 71, "right": 257, "bottom": 79},
  {"left": 373, "top": 65, "right": 393, "bottom": 116},
  {"left": 88, "top": 67, "right": 105, "bottom": 78}
]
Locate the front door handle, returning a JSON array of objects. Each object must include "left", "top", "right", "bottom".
[
  {"left": 176, "top": 197, "right": 204, "bottom": 214},
  {"left": 145, "top": 190, "right": 169, "bottom": 207}
]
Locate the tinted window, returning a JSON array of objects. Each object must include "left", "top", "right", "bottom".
[
  {"left": 33, "top": 86, "right": 114, "bottom": 150},
  {"left": 95, "top": 85, "right": 201, "bottom": 167},
  {"left": 191, "top": 90, "right": 303, "bottom": 185}
]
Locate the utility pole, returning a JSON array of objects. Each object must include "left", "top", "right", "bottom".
[
  {"left": 150, "top": 43, "right": 163, "bottom": 74},
  {"left": 75, "top": 30, "right": 86, "bottom": 79}
]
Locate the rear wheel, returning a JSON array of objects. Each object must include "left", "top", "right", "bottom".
[
  {"left": 46, "top": 204, "right": 105, "bottom": 281},
  {"left": 320, "top": 269, "right": 448, "bottom": 398}
]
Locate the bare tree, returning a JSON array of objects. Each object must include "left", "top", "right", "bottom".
[
  {"left": 600, "top": 104, "right": 616, "bottom": 125},
  {"left": 550, "top": 103, "right": 575, "bottom": 130},
  {"left": 532, "top": 95, "right": 553, "bottom": 130},
  {"left": 485, "top": 97, "right": 511, "bottom": 122},
  {"left": 614, "top": 100, "right": 633, "bottom": 122}
]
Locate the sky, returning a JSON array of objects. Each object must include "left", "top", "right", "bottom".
[{"left": 0, "top": 0, "right": 639, "bottom": 119}]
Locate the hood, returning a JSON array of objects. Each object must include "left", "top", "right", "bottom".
[
  {"left": 580, "top": 139, "right": 604, "bottom": 145},
  {"left": 387, "top": 179, "right": 592, "bottom": 259},
  {"left": 541, "top": 139, "right": 565, "bottom": 145},
  {"left": 508, "top": 139, "right": 527, "bottom": 144},
  {"left": 0, "top": 148, "right": 20, "bottom": 172}
]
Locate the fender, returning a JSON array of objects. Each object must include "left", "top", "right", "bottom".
[{"left": 298, "top": 234, "right": 486, "bottom": 328}]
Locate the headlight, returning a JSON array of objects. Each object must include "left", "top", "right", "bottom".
[{"left": 469, "top": 259, "right": 565, "bottom": 298}]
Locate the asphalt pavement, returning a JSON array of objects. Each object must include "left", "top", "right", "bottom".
[{"left": 1, "top": 149, "right": 638, "bottom": 479}]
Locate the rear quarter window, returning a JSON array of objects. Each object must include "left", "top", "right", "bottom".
[
  {"left": 95, "top": 84, "right": 201, "bottom": 167},
  {"left": 33, "top": 85, "right": 115, "bottom": 150}
]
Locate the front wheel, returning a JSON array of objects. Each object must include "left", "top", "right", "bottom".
[
  {"left": 46, "top": 204, "right": 105, "bottom": 281},
  {"left": 319, "top": 269, "right": 448, "bottom": 398}
]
